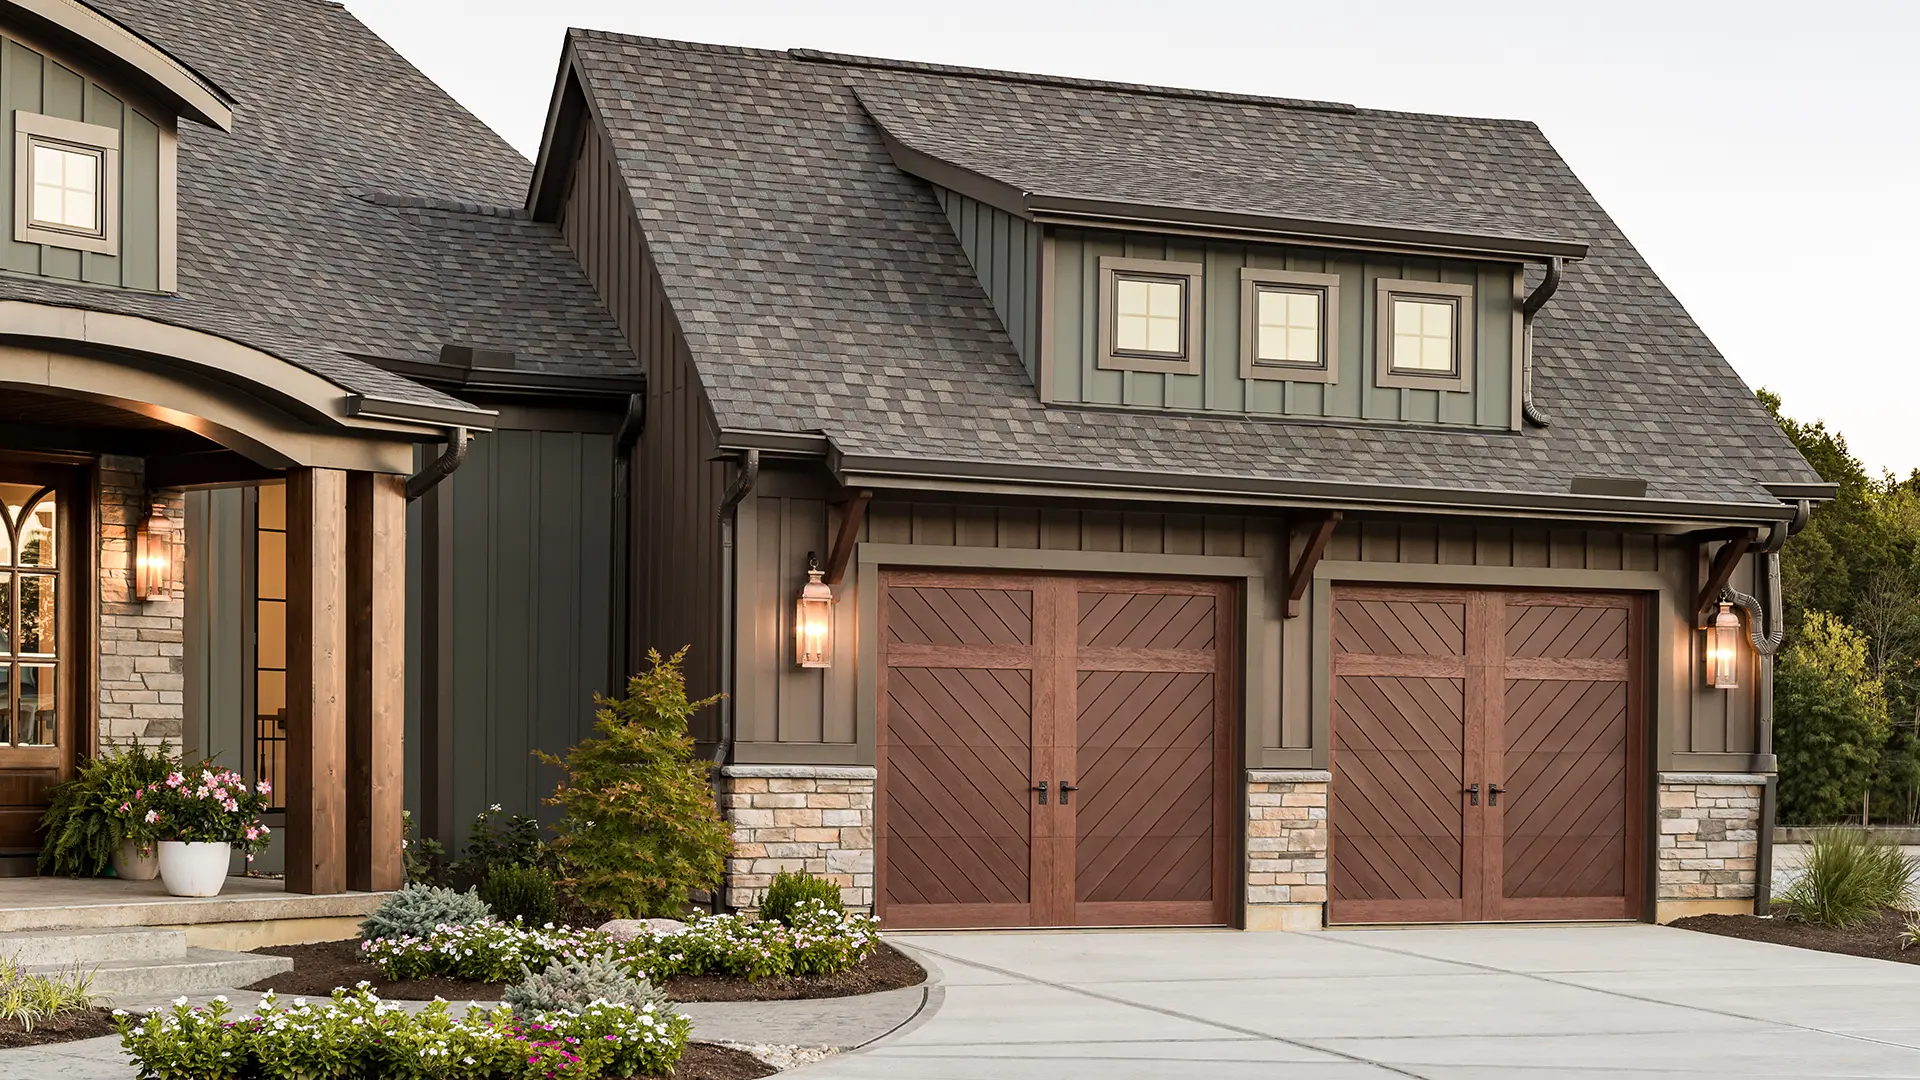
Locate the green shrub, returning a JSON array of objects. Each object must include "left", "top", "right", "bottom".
[
  {"left": 505, "top": 951, "right": 669, "bottom": 1014},
  {"left": 1780, "top": 828, "right": 1917, "bottom": 928},
  {"left": 400, "top": 810, "right": 446, "bottom": 887},
  {"left": 457, "top": 807, "right": 552, "bottom": 880},
  {"left": 480, "top": 863, "right": 560, "bottom": 926},
  {"left": 0, "top": 959, "right": 99, "bottom": 1032},
  {"left": 760, "top": 869, "right": 843, "bottom": 927},
  {"left": 1776, "top": 612, "right": 1890, "bottom": 824},
  {"left": 38, "top": 744, "right": 174, "bottom": 878},
  {"left": 359, "top": 883, "right": 492, "bottom": 942},
  {"left": 537, "top": 648, "right": 731, "bottom": 918}
]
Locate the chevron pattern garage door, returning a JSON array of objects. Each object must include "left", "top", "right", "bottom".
[
  {"left": 878, "top": 572, "right": 1234, "bottom": 929},
  {"left": 1329, "top": 587, "right": 1644, "bottom": 924}
]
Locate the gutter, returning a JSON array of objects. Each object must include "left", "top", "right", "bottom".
[
  {"left": 343, "top": 393, "right": 496, "bottom": 431},
  {"left": 1519, "top": 258, "right": 1561, "bottom": 428},
  {"left": 1749, "top": 499, "right": 1811, "bottom": 914}
]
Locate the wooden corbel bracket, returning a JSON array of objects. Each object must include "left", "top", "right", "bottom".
[
  {"left": 1285, "top": 512, "right": 1343, "bottom": 618},
  {"left": 1693, "top": 528, "right": 1758, "bottom": 626},
  {"left": 822, "top": 488, "right": 872, "bottom": 587}
]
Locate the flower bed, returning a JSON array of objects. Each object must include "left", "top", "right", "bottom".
[
  {"left": 363, "top": 903, "right": 880, "bottom": 986},
  {"left": 117, "top": 987, "right": 689, "bottom": 1079}
]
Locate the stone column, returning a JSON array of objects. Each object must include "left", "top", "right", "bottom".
[
  {"left": 1655, "top": 772, "right": 1763, "bottom": 922},
  {"left": 718, "top": 764, "right": 875, "bottom": 914},
  {"left": 1245, "top": 768, "right": 1330, "bottom": 930}
]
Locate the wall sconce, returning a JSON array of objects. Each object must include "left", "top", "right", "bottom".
[
  {"left": 1707, "top": 601, "right": 1741, "bottom": 690},
  {"left": 795, "top": 551, "right": 834, "bottom": 669},
  {"left": 134, "top": 501, "right": 177, "bottom": 601}
]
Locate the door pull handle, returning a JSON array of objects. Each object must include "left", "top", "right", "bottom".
[
  {"left": 1464, "top": 782, "right": 1479, "bottom": 806},
  {"left": 1488, "top": 784, "right": 1506, "bottom": 807},
  {"left": 1059, "top": 780, "right": 1080, "bottom": 805},
  {"left": 1031, "top": 781, "right": 1048, "bottom": 805}
]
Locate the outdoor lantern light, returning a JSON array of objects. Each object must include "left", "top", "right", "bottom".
[
  {"left": 134, "top": 501, "right": 177, "bottom": 601},
  {"left": 1707, "top": 601, "right": 1741, "bottom": 690},
  {"left": 795, "top": 551, "right": 834, "bottom": 669}
]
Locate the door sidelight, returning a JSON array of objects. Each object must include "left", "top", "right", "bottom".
[
  {"left": 1464, "top": 782, "right": 1479, "bottom": 806},
  {"left": 1488, "top": 783, "right": 1506, "bottom": 807},
  {"left": 1059, "top": 780, "right": 1080, "bottom": 805},
  {"left": 1031, "top": 780, "right": 1048, "bottom": 805}
]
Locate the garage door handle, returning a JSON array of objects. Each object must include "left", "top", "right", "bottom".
[
  {"left": 1464, "top": 783, "right": 1479, "bottom": 806},
  {"left": 1059, "top": 780, "right": 1080, "bottom": 805},
  {"left": 1489, "top": 783, "right": 1506, "bottom": 807},
  {"left": 1031, "top": 781, "right": 1048, "bottom": 805}
]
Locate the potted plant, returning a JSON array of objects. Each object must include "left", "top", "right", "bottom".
[
  {"left": 38, "top": 744, "right": 175, "bottom": 879},
  {"left": 132, "top": 766, "right": 272, "bottom": 897}
]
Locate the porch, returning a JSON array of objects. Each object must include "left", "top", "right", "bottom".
[{"left": 0, "top": 874, "right": 387, "bottom": 947}]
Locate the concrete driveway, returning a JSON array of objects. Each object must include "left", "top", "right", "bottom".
[{"left": 808, "top": 924, "right": 1920, "bottom": 1079}]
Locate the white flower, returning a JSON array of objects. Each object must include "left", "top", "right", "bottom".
[
  {"left": 173, "top": 996, "right": 188, "bottom": 1007},
  {"left": 489, "top": 803, "right": 502, "bottom": 812}
]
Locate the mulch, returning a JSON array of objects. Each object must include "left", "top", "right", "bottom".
[
  {"left": 667, "top": 1043, "right": 778, "bottom": 1080},
  {"left": 243, "top": 938, "right": 925, "bottom": 1003},
  {"left": 0, "top": 1007, "right": 119, "bottom": 1048},
  {"left": 1672, "top": 907, "right": 1920, "bottom": 964}
]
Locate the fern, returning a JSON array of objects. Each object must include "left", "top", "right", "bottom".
[{"left": 38, "top": 745, "right": 174, "bottom": 878}]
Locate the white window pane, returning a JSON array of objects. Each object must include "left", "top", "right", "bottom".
[
  {"left": 1423, "top": 301, "right": 1453, "bottom": 337},
  {"left": 63, "top": 190, "right": 96, "bottom": 231},
  {"left": 1116, "top": 312, "right": 1149, "bottom": 351},
  {"left": 1287, "top": 327, "right": 1318, "bottom": 362},
  {"left": 1146, "top": 314, "right": 1180, "bottom": 353},
  {"left": 1393, "top": 332, "right": 1423, "bottom": 369},
  {"left": 1149, "top": 280, "right": 1182, "bottom": 317},
  {"left": 32, "top": 145, "right": 65, "bottom": 179},
  {"left": 1116, "top": 279, "right": 1150, "bottom": 319},
  {"left": 1287, "top": 292, "right": 1319, "bottom": 326},
  {"left": 32, "top": 183, "right": 63, "bottom": 223},
  {"left": 1259, "top": 290, "right": 1287, "bottom": 330},
  {"left": 1421, "top": 335, "right": 1452, "bottom": 370},
  {"left": 29, "top": 143, "right": 102, "bottom": 231}
]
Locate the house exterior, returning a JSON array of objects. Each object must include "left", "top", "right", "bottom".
[{"left": 0, "top": 0, "right": 1827, "bottom": 930}]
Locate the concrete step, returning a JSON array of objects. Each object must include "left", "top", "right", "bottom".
[
  {"left": 0, "top": 927, "right": 187, "bottom": 967},
  {"left": 46, "top": 948, "right": 293, "bottom": 1000}
]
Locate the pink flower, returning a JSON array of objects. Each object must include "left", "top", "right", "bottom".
[{"left": 166, "top": 773, "right": 184, "bottom": 788}]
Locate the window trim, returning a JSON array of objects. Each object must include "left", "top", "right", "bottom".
[
  {"left": 1375, "top": 278, "right": 1474, "bottom": 391},
  {"left": 1240, "top": 268, "right": 1341, "bottom": 384},
  {"left": 13, "top": 112, "right": 120, "bottom": 256},
  {"left": 1097, "top": 255, "right": 1204, "bottom": 375}
]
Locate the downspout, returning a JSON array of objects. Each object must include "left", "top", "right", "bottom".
[
  {"left": 405, "top": 427, "right": 471, "bottom": 501},
  {"left": 712, "top": 449, "right": 759, "bottom": 911},
  {"left": 1519, "top": 258, "right": 1562, "bottom": 428},
  {"left": 609, "top": 394, "right": 645, "bottom": 692},
  {"left": 1733, "top": 499, "right": 1809, "bottom": 913}
]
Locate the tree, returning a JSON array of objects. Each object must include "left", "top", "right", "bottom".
[
  {"left": 538, "top": 648, "right": 732, "bottom": 918},
  {"left": 1774, "top": 611, "right": 1889, "bottom": 825}
]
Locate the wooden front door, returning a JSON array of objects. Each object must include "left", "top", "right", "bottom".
[
  {"left": 877, "top": 572, "right": 1234, "bottom": 929},
  {"left": 1328, "top": 586, "right": 1644, "bottom": 924},
  {"left": 0, "top": 463, "right": 85, "bottom": 855}
]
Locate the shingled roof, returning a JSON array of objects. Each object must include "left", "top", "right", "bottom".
[
  {"left": 0, "top": 0, "right": 633, "bottom": 413},
  {"left": 566, "top": 32, "right": 1820, "bottom": 510}
]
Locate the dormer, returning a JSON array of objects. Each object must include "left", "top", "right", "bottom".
[
  {"left": 2, "top": 0, "right": 231, "bottom": 291},
  {"left": 857, "top": 81, "right": 1585, "bottom": 432}
]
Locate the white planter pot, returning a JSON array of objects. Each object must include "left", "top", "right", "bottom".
[
  {"left": 111, "top": 840, "right": 160, "bottom": 882},
  {"left": 157, "top": 841, "right": 231, "bottom": 897}
]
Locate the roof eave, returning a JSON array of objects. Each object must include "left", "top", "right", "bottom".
[{"left": 5, "top": 0, "right": 234, "bottom": 129}]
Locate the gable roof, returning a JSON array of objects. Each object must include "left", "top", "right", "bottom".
[
  {"left": 0, "top": 0, "right": 633, "bottom": 420},
  {"left": 562, "top": 32, "right": 1820, "bottom": 516}
]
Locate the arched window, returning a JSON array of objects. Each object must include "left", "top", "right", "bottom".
[{"left": 0, "top": 483, "right": 59, "bottom": 748}]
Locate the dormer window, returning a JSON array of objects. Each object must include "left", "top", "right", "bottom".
[
  {"left": 1376, "top": 279, "right": 1474, "bottom": 391},
  {"left": 13, "top": 113, "right": 120, "bottom": 255},
  {"left": 1098, "top": 256, "right": 1203, "bottom": 374},
  {"left": 1241, "top": 268, "right": 1341, "bottom": 384}
]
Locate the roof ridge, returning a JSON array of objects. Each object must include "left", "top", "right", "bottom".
[
  {"left": 789, "top": 48, "right": 1358, "bottom": 114},
  {"left": 355, "top": 190, "right": 527, "bottom": 219}
]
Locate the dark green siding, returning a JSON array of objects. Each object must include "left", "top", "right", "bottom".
[
  {"left": 933, "top": 186, "right": 1041, "bottom": 378},
  {"left": 0, "top": 31, "right": 167, "bottom": 289},
  {"left": 1049, "top": 227, "right": 1519, "bottom": 428}
]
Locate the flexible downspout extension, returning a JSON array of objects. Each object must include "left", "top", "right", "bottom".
[
  {"left": 711, "top": 449, "right": 758, "bottom": 913},
  {"left": 405, "top": 427, "right": 470, "bottom": 501},
  {"left": 1736, "top": 499, "right": 1810, "bottom": 913},
  {"left": 1519, "top": 258, "right": 1562, "bottom": 428}
]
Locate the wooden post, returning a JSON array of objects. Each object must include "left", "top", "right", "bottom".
[
  {"left": 285, "top": 468, "right": 348, "bottom": 895},
  {"left": 347, "top": 472, "right": 406, "bottom": 892}
]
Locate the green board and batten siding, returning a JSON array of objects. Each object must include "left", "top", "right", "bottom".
[
  {"left": 933, "top": 186, "right": 1042, "bottom": 378},
  {"left": 1, "top": 30, "right": 167, "bottom": 290},
  {"left": 1046, "top": 226, "right": 1520, "bottom": 427}
]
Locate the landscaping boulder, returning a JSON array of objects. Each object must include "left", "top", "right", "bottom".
[{"left": 600, "top": 917, "right": 686, "bottom": 940}]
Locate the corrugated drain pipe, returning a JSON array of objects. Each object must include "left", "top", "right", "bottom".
[
  {"left": 711, "top": 449, "right": 759, "bottom": 911},
  {"left": 1520, "top": 258, "right": 1562, "bottom": 428},
  {"left": 1739, "top": 499, "right": 1810, "bottom": 913},
  {"left": 406, "top": 427, "right": 470, "bottom": 501}
]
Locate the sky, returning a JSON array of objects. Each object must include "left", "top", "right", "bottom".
[{"left": 345, "top": 0, "right": 1919, "bottom": 477}]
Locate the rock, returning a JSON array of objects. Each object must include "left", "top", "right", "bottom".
[{"left": 599, "top": 917, "right": 686, "bottom": 940}]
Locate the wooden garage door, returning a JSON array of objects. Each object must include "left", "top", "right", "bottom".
[
  {"left": 1329, "top": 587, "right": 1644, "bottom": 924},
  {"left": 878, "top": 572, "right": 1234, "bottom": 929}
]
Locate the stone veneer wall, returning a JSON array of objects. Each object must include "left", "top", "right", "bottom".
[
  {"left": 97, "top": 455, "right": 185, "bottom": 753},
  {"left": 1246, "top": 768, "right": 1330, "bottom": 930},
  {"left": 718, "top": 764, "right": 875, "bottom": 914},
  {"left": 1656, "top": 772, "right": 1763, "bottom": 916}
]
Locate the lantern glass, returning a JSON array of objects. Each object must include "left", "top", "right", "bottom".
[
  {"left": 1708, "top": 602, "right": 1740, "bottom": 690},
  {"left": 134, "top": 503, "right": 176, "bottom": 601},
  {"left": 795, "top": 566, "right": 834, "bottom": 668}
]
